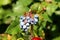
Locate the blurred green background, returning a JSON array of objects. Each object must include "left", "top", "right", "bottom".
[{"left": 0, "top": 0, "right": 60, "bottom": 40}]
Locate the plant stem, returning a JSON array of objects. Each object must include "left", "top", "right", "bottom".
[{"left": 29, "top": 24, "right": 34, "bottom": 40}]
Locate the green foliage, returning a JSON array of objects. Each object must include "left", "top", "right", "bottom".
[
  {"left": 13, "top": 1, "right": 29, "bottom": 16},
  {"left": 18, "top": 0, "right": 32, "bottom": 6},
  {"left": 53, "top": 36, "right": 60, "bottom": 40},
  {"left": 0, "top": 0, "right": 60, "bottom": 40},
  {"left": 46, "top": 2, "right": 58, "bottom": 16},
  {"left": 0, "top": 0, "right": 11, "bottom": 6},
  {"left": 31, "top": 3, "right": 40, "bottom": 11},
  {"left": 5, "top": 17, "right": 20, "bottom": 35}
]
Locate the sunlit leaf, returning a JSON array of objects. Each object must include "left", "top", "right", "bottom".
[
  {"left": 13, "top": 2, "right": 29, "bottom": 16},
  {"left": 46, "top": 3, "right": 58, "bottom": 16},
  {"left": 0, "top": 8, "right": 4, "bottom": 19},
  {"left": 18, "top": 0, "right": 32, "bottom": 6},
  {"left": 55, "top": 11, "right": 60, "bottom": 15},
  {"left": 41, "top": 2, "right": 48, "bottom": 7},
  {"left": 58, "top": 2, "right": 60, "bottom": 7},
  {"left": 0, "top": 0, "right": 11, "bottom": 6},
  {"left": 30, "top": 3, "right": 40, "bottom": 11}
]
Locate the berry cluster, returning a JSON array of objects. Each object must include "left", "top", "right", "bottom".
[{"left": 20, "top": 12, "right": 39, "bottom": 32}]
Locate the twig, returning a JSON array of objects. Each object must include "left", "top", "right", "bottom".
[{"left": 29, "top": 24, "right": 34, "bottom": 40}]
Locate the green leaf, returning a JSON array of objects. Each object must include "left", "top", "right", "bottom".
[
  {"left": 0, "top": 8, "right": 4, "bottom": 14},
  {"left": 41, "top": 2, "right": 48, "bottom": 7},
  {"left": 37, "top": 5, "right": 42, "bottom": 13},
  {"left": 0, "top": 8, "right": 4, "bottom": 19},
  {"left": 12, "top": 35, "right": 16, "bottom": 40},
  {"left": 30, "top": 3, "right": 40, "bottom": 11},
  {"left": 5, "top": 17, "right": 20, "bottom": 35},
  {"left": 3, "top": 36, "right": 7, "bottom": 40},
  {"left": 17, "top": 38, "right": 24, "bottom": 40},
  {"left": 33, "top": 25, "right": 38, "bottom": 31},
  {"left": 6, "top": 25, "right": 21, "bottom": 35},
  {"left": 58, "top": 2, "right": 60, "bottom": 7},
  {"left": 51, "top": 25, "right": 56, "bottom": 31},
  {"left": 0, "top": 0, "right": 11, "bottom": 6},
  {"left": 55, "top": 0, "right": 60, "bottom": 2},
  {"left": 42, "top": 12, "right": 52, "bottom": 22},
  {"left": 38, "top": 29, "right": 43, "bottom": 37},
  {"left": 18, "top": 0, "right": 32, "bottom": 6},
  {"left": 33, "top": 31, "right": 38, "bottom": 37},
  {"left": 2, "top": 10, "right": 15, "bottom": 24},
  {"left": 55, "top": 11, "right": 60, "bottom": 15},
  {"left": 53, "top": 36, "right": 60, "bottom": 40},
  {"left": 13, "top": 2, "right": 29, "bottom": 16},
  {"left": 46, "top": 3, "right": 58, "bottom": 16},
  {"left": 42, "top": 21, "right": 47, "bottom": 28}
]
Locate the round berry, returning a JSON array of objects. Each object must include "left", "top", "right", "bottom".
[
  {"left": 24, "top": 19, "right": 28, "bottom": 24},
  {"left": 24, "top": 28, "right": 28, "bottom": 32},
  {"left": 30, "top": 18, "right": 34, "bottom": 24},
  {"left": 34, "top": 18, "right": 38, "bottom": 22},
  {"left": 26, "top": 23, "right": 30, "bottom": 26},
  {"left": 32, "top": 37, "right": 43, "bottom": 40},
  {"left": 20, "top": 22, "right": 24, "bottom": 26},
  {"left": 34, "top": 14, "right": 38, "bottom": 17},
  {"left": 23, "top": 25, "right": 27, "bottom": 29},
  {"left": 23, "top": 17, "right": 26, "bottom": 20},
  {"left": 27, "top": 27, "right": 30, "bottom": 29},
  {"left": 34, "top": 14, "right": 39, "bottom": 19},
  {"left": 20, "top": 16, "right": 24, "bottom": 19},
  {"left": 20, "top": 25, "right": 23, "bottom": 29},
  {"left": 20, "top": 16, "right": 26, "bottom": 22},
  {"left": 27, "top": 19, "right": 31, "bottom": 23}
]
